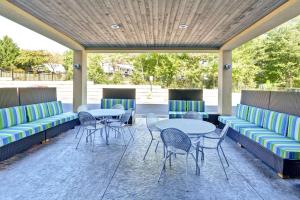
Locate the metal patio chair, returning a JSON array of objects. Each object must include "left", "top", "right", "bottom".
[
  {"left": 158, "top": 128, "right": 198, "bottom": 182},
  {"left": 194, "top": 124, "right": 230, "bottom": 179},
  {"left": 108, "top": 109, "right": 134, "bottom": 145},
  {"left": 76, "top": 111, "right": 105, "bottom": 151},
  {"left": 75, "top": 104, "right": 89, "bottom": 138},
  {"left": 143, "top": 113, "right": 161, "bottom": 160},
  {"left": 183, "top": 111, "right": 203, "bottom": 120},
  {"left": 106, "top": 104, "right": 125, "bottom": 124}
]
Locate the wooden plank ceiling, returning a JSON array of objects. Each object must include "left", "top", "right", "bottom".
[{"left": 9, "top": 0, "right": 287, "bottom": 50}]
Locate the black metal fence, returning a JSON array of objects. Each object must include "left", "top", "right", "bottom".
[{"left": 0, "top": 70, "right": 66, "bottom": 81}]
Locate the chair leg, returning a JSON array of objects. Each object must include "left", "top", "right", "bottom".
[
  {"left": 185, "top": 154, "right": 189, "bottom": 176},
  {"left": 154, "top": 140, "right": 160, "bottom": 152},
  {"left": 75, "top": 126, "right": 81, "bottom": 138},
  {"left": 158, "top": 153, "right": 170, "bottom": 182},
  {"left": 92, "top": 131, "right": 96, "bottom": 152},
  {"left": 143, "top": 139, "right": 153, "bottom": 160},
  {"left": 127, "top": 127, "right": 134, "bottom": 141},
  {"left": 217, "top": 148, "right": 228, "bottom": 180},
  {"left": 121, "top": 128, "right": 127, "bottom": 146},
  {"left": 76, "top": 129, "right": 85, "bottom": 149},
  {"left": 220, "top": 145, "right": 229, "bottom": 167}
]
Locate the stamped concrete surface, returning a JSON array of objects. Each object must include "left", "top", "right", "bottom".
[{"left": 0, "top": 118, "right": 299, "bottom": 200}]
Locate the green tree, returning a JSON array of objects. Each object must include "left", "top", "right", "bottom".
[
  {"left": 63, "top": 50, "right": 73, "bottom": 80},
  {"left": 87, "top": 54, "right": 108, "bottom": 84},
  {"left": 233, "top": 40, "right": 261, "bottom": 90},
  {"left": 254, "top": 25, "right": 300, "bottom": 88},
  {"left": 15, "top": 50, "right": 50, "bottom": 73},
  {"left": 0, "top": 35, "right": 20, "bottom": 71},
  {"left": 111, "top": 71, "right": 123, "bottom": 84}
]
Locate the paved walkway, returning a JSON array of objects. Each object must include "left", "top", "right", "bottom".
[{"left": 0, "top": 118, "right": 299, "bottom": 200}]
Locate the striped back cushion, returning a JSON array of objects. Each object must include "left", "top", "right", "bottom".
[
  {"left": 101, "top": 99, "right": 136, "bottom": 110},
  {"left": 186, "top": 101, "right": 205, "bottom": 112},
  {"left": 26, "top": 103, "right": 50, "bottom": 122},
  {"left": 287, "top": 115, "right": 300, "bottom": 141},
  {"left": 0, "top": 106, "right": 27, "bottom": 129},
  {"left": 236, "top": 104, "right": 249, "bottom": 120},
  {"left": 263, "top": 110, "right": 288, "bottom": 135},
  {"left": 168, "top": 100, "right": 186, "bottom": 112},
  {"left": 247, "top": 106, "right": 264, "bottom": 126},
  {"left": 47, "top": 101, "right": 63, "bottom": 116}
]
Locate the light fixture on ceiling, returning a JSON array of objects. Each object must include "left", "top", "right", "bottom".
[
  {"left": 111, "top": 24, "right": 120, "bottom": 29},
  {"left": 179, "top": 24, "right": 188, "bottom": 29}
]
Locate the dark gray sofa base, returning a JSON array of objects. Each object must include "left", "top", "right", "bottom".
[
  {"left": 45, "top": 119, "right": 78, "bottom": 139},
  {"left": 219, "top": 122, "right": 300, "bottom": 178},
  {"left": 0, "top": 119, "right": 78, "bottom": 162},
  {"left": 0, "top": 131, "right": 45, "bottom": 162}
]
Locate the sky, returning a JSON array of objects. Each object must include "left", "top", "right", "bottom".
[{"left": 0, "top": 16, "right": 69, "bottom": 54}]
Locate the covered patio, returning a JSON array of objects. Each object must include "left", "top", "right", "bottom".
[
  {"left": 0, "top": 119, "right": 299, "bottom": 200},
  {"left": 0, "top": 0, "right": 300, "bottom": 199}
]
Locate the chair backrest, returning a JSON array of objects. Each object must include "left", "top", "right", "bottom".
[
  {"left": 77, "top": 104, "right": 89, "bottom": 112},
  {"left": 160, "top": 128, "right": 191, "bottom": 153},
  {"left": 120, "top": 109, "right": 132, "bottom": 124},
  {"left": 183, "top": 111, "right": 203, "bottom": 120},
  {"left": 218, "top": 124, "right": 230, "bottom": 146},
  {"left": 112, "top": 104, "right": 125, "bottom": 110},
  {"left": 146, "top": 113, "right": 159, "bottom": 131},
  {"left": 78, "top": 111, "right": 96, "bottom": 128}
]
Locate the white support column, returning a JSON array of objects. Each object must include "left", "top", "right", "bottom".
[
  {"left": 218, "top": 50, "right": 232, "bottom": 115},
  {"left": 73, "top": 50, "right": 87, "bottom": 112}
]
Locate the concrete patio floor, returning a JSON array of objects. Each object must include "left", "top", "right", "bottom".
[{"left": 0, "top": 118, "right": 299, "bottom": 200}]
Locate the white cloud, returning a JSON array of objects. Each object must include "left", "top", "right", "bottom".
[{"left": 0, "top": 16, "right": 69, "bottom": 54}]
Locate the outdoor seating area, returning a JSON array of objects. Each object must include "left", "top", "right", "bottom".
[
  {"left": 0, "top": 0, "right": 300, "bottom": 199},
  {"left": 0, "top": 87, "right": 78, "bottom": 161},
  {"left": 219, "top": 90, "right": 300, "bottom": 178},
  {"left": 0, "top": 118, "right": 299, "bottom": 199}
]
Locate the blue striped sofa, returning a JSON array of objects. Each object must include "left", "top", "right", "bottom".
[
  {"left": 100, "top": 98, "right": 136, "bottom": 124},
  {"left": 168, "top": 100, "right": 208, "bottom": 119},
  {"left": 0, "top": 101, "right": 78, "bottom": 161},
  {"left": 219, "top": 104, "right": 300, "bottom": 177}
]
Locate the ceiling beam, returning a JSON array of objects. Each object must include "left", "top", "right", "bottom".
[
  {"left": 221, "top": 0, "right": 300, "bottom": 50},
  {"left": 0, "top": 0, "right": 84, "bottom": 50},
  {"left": 85, "top": 47, "right": 219, "bottom": 53}
]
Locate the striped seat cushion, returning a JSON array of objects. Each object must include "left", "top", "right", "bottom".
[
  {"left": 240, "top": 127, "right": 278, "bottom": 142},
  {"left": 236, "top": 104, "right": 249, "bottom": 120},
  {"left": 247, "top": 106, "right": 264, "bottom": 126},
  {"left": 26, "top": 103, "right": 50, "bottom": 122},
  {"left": 287, "top": 115, "right": 300, "bottom": 141},
  {"left": 101, "top": 99, "right": 136, "bottom": 110},
  {"left": 263, "top": 110, "right": 288, "bottom": 136},
  {"left": 169, "top": 111, "right": 186, "bottom": 119},
  {"left": 257, "top": 134, "right": 300, "bottom": 159},
  {"left": 186, "top": 101, "right": 205, "bottom": 112},
  {"left": 27, "top": 118, "right": 56, "bottom": 130},
  {"left": 218, "top": 116, "right": 238, "bottom": 124},
  {"left": 47, "top": 112, "right": 78, "bottom": 124},
  {"left": 240, "top": 127, "right": 300, "bottom": 159},
  {"left": 47, "top": 101, "right": 63, "bottom": 116},
  {"left": 0, "top": 124, "right": 42, "bottom": 147},
  {"left": 0, "top": 106, "right": 27, "bottom": 129},
  {"left": 168, "top": 100, "right": 186, "bottom": 112},
  {"left": 228, "top": 120, "right": 259, "bottom": 132}
]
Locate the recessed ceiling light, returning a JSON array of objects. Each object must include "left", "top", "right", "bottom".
[
  {"left": 111, "top": 24, "right": 120, "bottom": 29},
  {"left": 179, "top": 24, "right": 188, "bottom": 29}
]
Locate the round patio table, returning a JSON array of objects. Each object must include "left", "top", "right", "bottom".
[
  {"left": 88, "top": 109, "right": 125, "bottom": 145},
  {"left": 155, "top": 118, "right": 216, "bottom": 175},
  {"left": 88, "top": 109, "right": 125, "bottom": 118}
]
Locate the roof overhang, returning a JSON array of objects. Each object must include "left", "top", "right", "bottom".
[{"left": 0, "top": 0, "right": 299, "bottom": 52}]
